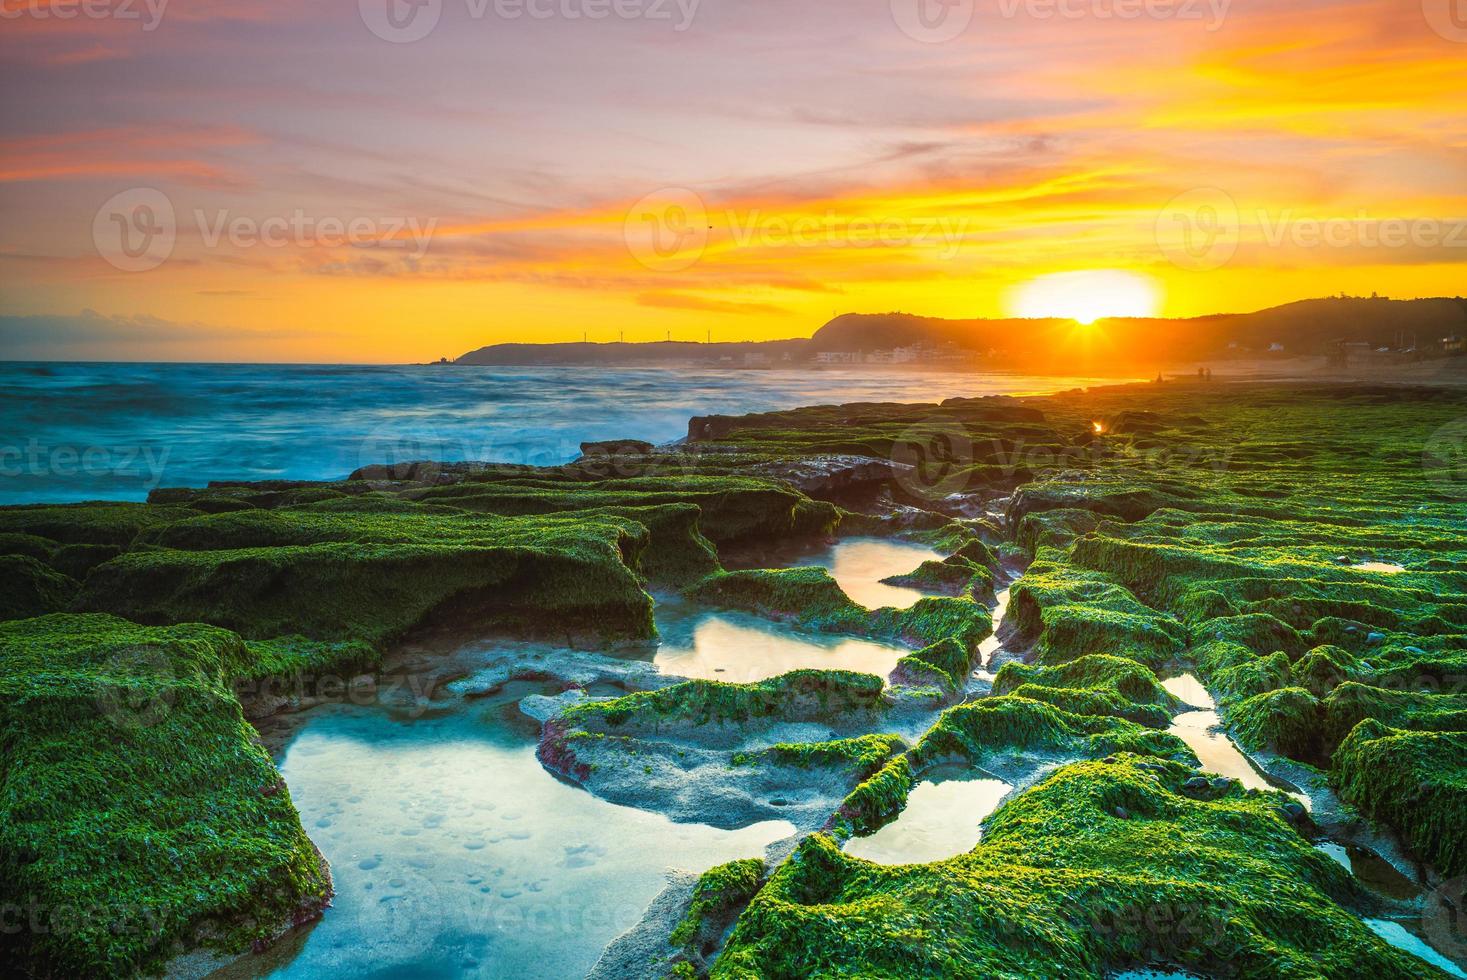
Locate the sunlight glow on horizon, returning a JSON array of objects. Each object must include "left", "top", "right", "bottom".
[{"left": 1008, "top": 271, "right": 1161, "bottom": 324}]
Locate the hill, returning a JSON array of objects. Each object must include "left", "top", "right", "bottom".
[{"left": 452, "top": 296, "right": 1467, "bottom": 372}]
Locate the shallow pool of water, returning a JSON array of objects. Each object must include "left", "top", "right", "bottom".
[
  {"left": 1315, "top": 842, "right": 1420, "bottom": 902},
  {"left": 1160, "top": 674, "right": 1215, "bottom": 710},
  {"left": 1364, "top": 919, "right": 1467, "bottom": 978},
  {"left": 218, "top": 685, "right": 793, "bottom": 979},
  {"left": 789, "top": 536, "right": 944, "bottom": 610},
  {"left": 651, "top": 598, "right": 909, "bottom": 684},
  {"left": 976, "top": 587, "right": 1012, "bottom": 670},
  {"left": 842, "top": 774, "right": 1010, "bottom": 865},
  {"left": 1162, "top": 675, "right": 1311, "bottom": 808},
  {"left": 1351, "top": 562, "right": 1407, "bottom": 574},
  {"left": 1167, "top": 708, "right": 1279, "bottom": 795}
]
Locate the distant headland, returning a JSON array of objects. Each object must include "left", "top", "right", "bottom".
[{"left": 446, "top": 296, "right": 1467, "bottom": 375}]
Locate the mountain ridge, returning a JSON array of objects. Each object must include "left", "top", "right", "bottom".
[{"left": 452, "top": 296, "right": 1467, "bottom": 371}]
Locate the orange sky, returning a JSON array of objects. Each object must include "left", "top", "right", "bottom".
[{"left": 0, "top": 0, "right": 1464, "bottom": 362}]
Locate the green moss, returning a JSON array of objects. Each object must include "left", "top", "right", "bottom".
[
  {"left": 78, "top": 530, "right": 655, "bottom": 647},
  {"left": 880, "top": 556, "right": 994, "bottom": 601},
  {"left": 992, "top": 655, "right": 1178, "bottom": 728},
  {"left": 892, "top": 637, "right": 972, "bottom": 691},
  {"left": 721, "top": 756, "right": 1429, "bottom": 979},
  {"left": 1211, "top": 650, "right": 1293, "bottom": 705},
  {"left": 1007, "top": 559, "right": 1186, "bottom": 668},
  {"left": 0, "top": 555, "right": 78, "bottom": 621},
  {"left": 0, "top": 531, "right": 58, "bottom": 561},
  {"left": 686, "top": 567, "right": 989, "bottom": 651},
  {"left": 0, "top": 502, "right": 201, "bottom": 547},
  {"left": 562, "top": 670, "right": 888, "bottom": 733},
  {"left": 669, "top": 858, "right": 766, "bottom": 950},
  {"left": 1228, "top": 687, "right": 1324, "bottom": 762},
  {"left": 413, "top": 474, "right": 838, "bottom": 546},
  {"left": 1333, "top": 721, "right": 1467, "bottom": 877},
  {"left": 1291, "top": 644, "right": 1364, "bottom": 697},
  {"left": 732, "top": 734, "right": 904, "bottom": 779},
  {"left": 909, "top": 695, "right": 1192, "bottom": 770},
  {"left": 0, "top": 614, "right": 331, "bottom": 977},
  {"left": 833, "top": 755, "right": 917, "bottom": 837},
  {"left": 1322, "top": 682, "right": 1467, "bottom": 751}
]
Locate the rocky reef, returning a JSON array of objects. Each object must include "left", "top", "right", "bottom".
[{"left": 2, "top": 380, "right": 1464, "bottom": 977}]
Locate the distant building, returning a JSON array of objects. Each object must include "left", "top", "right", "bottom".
[
  {"left": 1443, "top": 335, "right": 1465, "bottom": 353},
  {"left": 814, "top": 351, "right": 861, "bottom": 364}
]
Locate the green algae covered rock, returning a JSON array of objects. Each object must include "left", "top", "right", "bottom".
[
  {"left": 560, "top": 669, "right": 888, "bottom": 734},
  {"left": 0, "top": 614, "right": 332, "bottom": 977},
  {"left": 77, "top": 526, "right": 657, "bottom": 647},
  {"left": 669, "top": 858, "right": 766, "bottom": 955},
  {"left": 892, "top": 637, "right": 972, "bottom": 691},
  {"left": 0, "top": 554, "right": 78, "bottom": 621},
  {"left": 720, "top": 756, "right": 1445, "bottom": 979},
  {"left": 1228, "top": 686, "right": 1325, "bottom": 762},
  {"left": 686, "top": 566, "right": 990, "bottom": 651},
  {"left": 731, "top": 734, "right": 905, "bottom": 780},
  {"left": 1333, "top": 721, "right": 1467, "bottom": 877},
  {"left": 909, "top": 695, "right": 1191, "bottom": 771},
  {"left": 1323, "top": 682, "right": 1467, "bottom": 751},
  {"left": 412, "top": 474, "right": 838, "bottom": 546}
]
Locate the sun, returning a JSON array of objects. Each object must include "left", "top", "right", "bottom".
[{"left": 1009, "top": 270, "right": 1160, "bottom": 324}]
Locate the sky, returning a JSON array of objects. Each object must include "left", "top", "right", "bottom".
[{"left": 0, "top": 0, "right": 1464, "bottom": 362}]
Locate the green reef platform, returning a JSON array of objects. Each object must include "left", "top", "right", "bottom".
[{"left": 3, "top": 379, "right": 1464, "bottom": 978}]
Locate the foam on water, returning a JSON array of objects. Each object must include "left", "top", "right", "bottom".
[{"left": 0, "top": 362, "right": 1119, "bottom": 504}]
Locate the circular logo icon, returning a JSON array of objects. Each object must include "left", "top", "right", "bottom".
[
  {"left": 1155, "top": 187, "right": 1240, "bottom": 272},
  {"left": 1424, "top": 417, "right": 1467, "bottom": 499},
  {"left": 94, "top": 645, "right": 184, "bottom": 731},
  {"left": 352, "top": 864, "right": 446, "bottom": 953},
  {"left": 890, "top": 421, "right": 976, "bottom": 498},
  {"left": 357, "top": 423, "right": 448, "bottom": 482},
  {"left": 359, "top": 0, "right": 442, "bottom": 43},
  {"left": 93, "top": 188, "right": 175, "bottom": 273},
  {"left": 1423, "top": 877, "right": 1467, "bottom": 963},
  {"left": 624, "top": 187, "right": 708, "bottom": 272},
  {"left": 1423, "top": 0, "right": 1467, "bottom": 42},
  {"left": 890, "top": 0, "right": 974, "bottom": 43}
]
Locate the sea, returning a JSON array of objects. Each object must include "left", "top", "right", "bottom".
[{"left": 0, "top": 362, "right": 1120, "bottom": 505}]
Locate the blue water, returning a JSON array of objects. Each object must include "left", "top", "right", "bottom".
[{"left": 0, "top": 362, "right": 1113, "bottom": 504}]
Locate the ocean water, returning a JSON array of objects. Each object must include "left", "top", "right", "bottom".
[{"left": 0, "top": 362, "right": 1117, "bottom": 504}]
